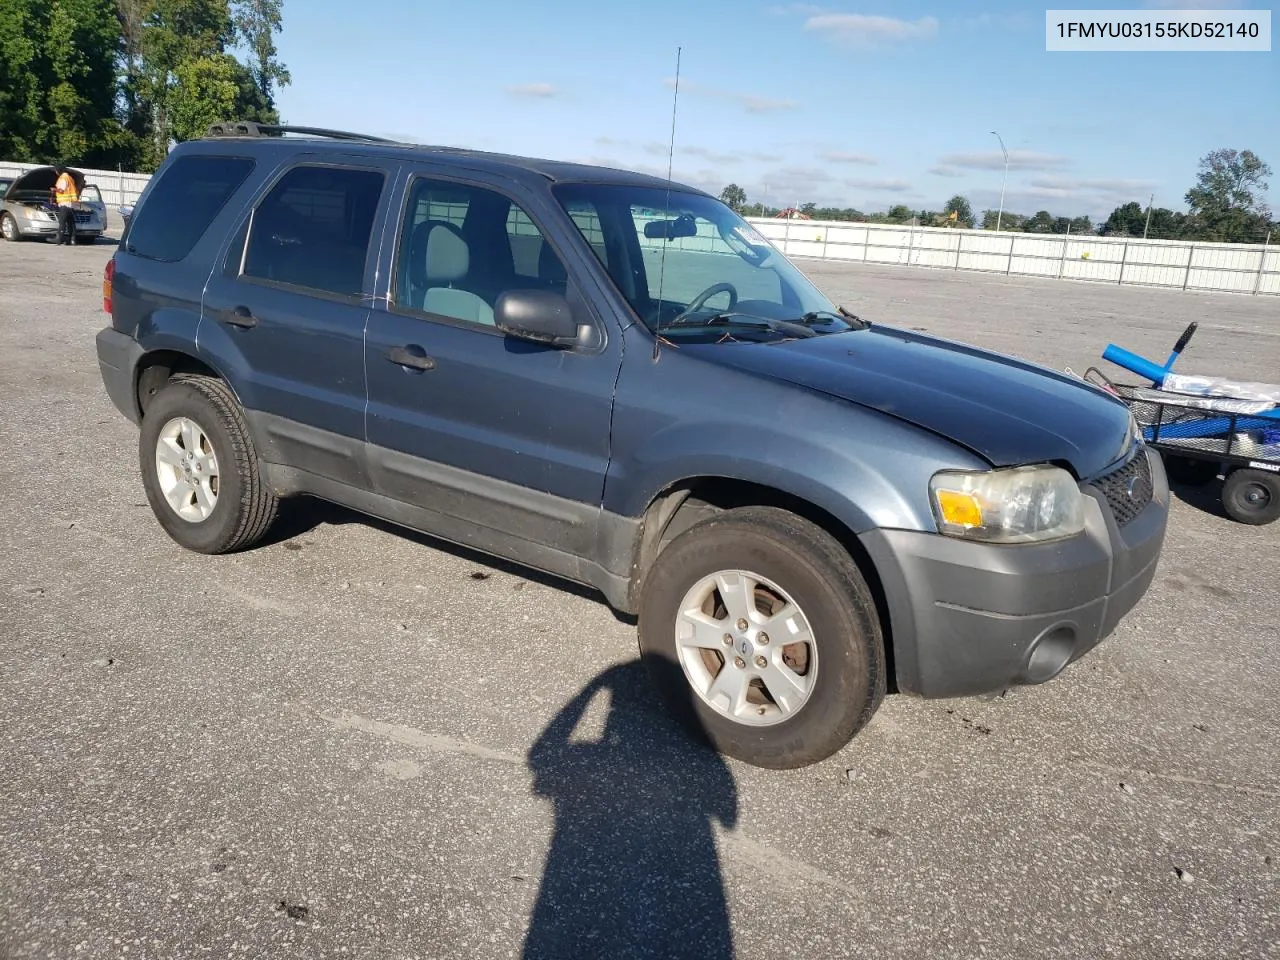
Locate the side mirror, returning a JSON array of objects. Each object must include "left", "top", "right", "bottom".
[{"left": 494, "top": 289, "right": 579, "bottom": 346}]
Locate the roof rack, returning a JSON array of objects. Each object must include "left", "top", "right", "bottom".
[{"left": 203, "top": 121, "right": 399, "bottom": 144}]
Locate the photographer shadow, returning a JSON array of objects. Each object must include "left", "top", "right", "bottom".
[{"left": 523, "top": 658, "right": 738, "bottom": 960}]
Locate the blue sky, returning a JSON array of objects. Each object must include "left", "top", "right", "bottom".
[{"left": 274, "top": 0, "right": 1278, "bottom": 220}]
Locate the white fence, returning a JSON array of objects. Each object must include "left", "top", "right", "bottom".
[
  {"left": 745, "top": 218, "right": 1279, "bottom": 297},
  {"left": 0, "top": 161, "right": 151, "bottom": 212}
]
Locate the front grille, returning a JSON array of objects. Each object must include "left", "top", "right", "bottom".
[
  {"left": 74, "top": 213, "right": 91, "bottom": 224},
  {"left": 1093, "top": 451, "right": 1153, "bottom": 527}
]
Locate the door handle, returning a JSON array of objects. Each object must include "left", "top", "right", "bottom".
[
  {"left": 387, "top": 344, "right": 436, "bottom": 372},
  {"left": 223, "top": 305, "right": 258, "bottom": 329}
]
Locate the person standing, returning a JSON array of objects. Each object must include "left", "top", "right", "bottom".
[{"left": 52, "top": 167, "right": 79, "bottom": 246}]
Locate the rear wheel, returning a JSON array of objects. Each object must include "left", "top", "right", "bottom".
[
  {"left": 1162, "top": 454, "right": 1219, "bottom": 486},
  {"left": 637, "top": 506, "right": 885, "bottom": 769},
  {"left": 1222, "top": 468, "right": 1280, "bottom": 525},
  {"left": 0, "top": 213, "right": 19, "bottom": 241},
  {"left": 138, "top": 376, "right": 278, "bottom": 552}
]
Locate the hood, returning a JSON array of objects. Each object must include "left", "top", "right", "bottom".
[
  {"left": 4, "top": 166, "right": 85, "bottom": 201},
  {"left": 685, "top": 326, "right": 1134, "bottom": 479}
]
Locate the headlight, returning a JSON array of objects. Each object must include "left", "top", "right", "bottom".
[{"left": 930, "top": 465, "right": 1085, "bottom": 543}]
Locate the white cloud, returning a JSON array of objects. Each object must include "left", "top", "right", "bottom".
[
  {"left": 596, "top": 137, "right": 746, "bottom": 166},
  {"left": 506, "top": 82, "right": 560, "bottom": 99},
  {"left": 938, "top": 150, "right": 1072, "bottom": 172},
  {"left": 821, "top": 150, "right": 878, "bottom": 165},
  {"left": 804, "top": 13, "right": 939, "bottom": 45},
  {"left": 844, "top": 177, "right": 912, "bottom": 192},
  {"left": 664, "top": 78, "right": 797, "bottom": 114},
  {"left": 929, "top": 165, "right": 965, "bottom": 178},
  {"left": 1028, "top": 176, "right": 1158, "bottom": 198},
  {"left": 682, "top": 145, "right": 743, "bottom": 165}
]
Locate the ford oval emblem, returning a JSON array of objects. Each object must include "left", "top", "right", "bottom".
[{"left": 1126, "top": 476, "right": 1142, "bottom": 500}]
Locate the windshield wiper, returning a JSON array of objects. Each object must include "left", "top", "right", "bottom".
[
  {"left": 793, "top": 307, "right": 871, "bottom": 329},
  {"left": 659, "top": 312, "right": 819, "bottom": 338}
]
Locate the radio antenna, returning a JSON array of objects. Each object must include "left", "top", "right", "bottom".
[{"left": 653, "top": 45, "right": 682, "bottom": 362}]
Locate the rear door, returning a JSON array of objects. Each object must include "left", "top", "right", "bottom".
[
  {"left": 363, "top": 169, "right": 623, "bottom": 558},
  {"left": 198, "top": 156, "right": 395, "bottom": 487}
]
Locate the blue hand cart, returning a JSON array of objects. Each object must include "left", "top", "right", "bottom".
[{"left": 1087, "top": 322, "right": 1280, "bottom": 525}]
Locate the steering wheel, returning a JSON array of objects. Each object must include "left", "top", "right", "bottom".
[{"left": 665, "top": 282, "right": 739, "bottom": 326}]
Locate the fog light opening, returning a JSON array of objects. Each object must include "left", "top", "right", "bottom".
[{"left": 1023, "top": 625, "right": 1077, "bottom": 684}]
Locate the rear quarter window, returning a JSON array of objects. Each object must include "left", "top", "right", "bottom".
[{"left": 125, "top": 155, "right": 255, "bottom": 262}]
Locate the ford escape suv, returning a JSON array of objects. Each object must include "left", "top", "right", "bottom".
[{"left": 95, "top": 122, "right": 1168, "bottom": 769}]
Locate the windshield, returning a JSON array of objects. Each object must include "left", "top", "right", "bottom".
[
  {"left": 552, "top": 183, "right": 855, "bottom": 342},
  {"left": 81, "top": 184, "right": 101, "bottom": 202}
]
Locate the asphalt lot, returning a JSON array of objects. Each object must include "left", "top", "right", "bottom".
[{"left": 2, "top": 236, "right": 1278, "bottom": 959}]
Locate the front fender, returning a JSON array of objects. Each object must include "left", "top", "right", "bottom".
[{"left": 605, "top": 342, "right": 987, "bottom": 533}]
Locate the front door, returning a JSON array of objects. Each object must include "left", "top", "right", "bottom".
[{"left": 363, "top": 172, "right": 622, "bottom": 559}]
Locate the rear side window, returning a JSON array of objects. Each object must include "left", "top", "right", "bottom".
[
  {"left": 125, "top": 156, "right": 254, "bottom": 262},
  {"left": 242, "top": 165, "right": 385, "bottom": 298}
]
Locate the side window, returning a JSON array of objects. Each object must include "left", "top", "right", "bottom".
[
  {"left": 242, "top": 165, "right": 384, "bottom": 298},
  {"left": 125, "top": 155, "right": 255, "bottom": 262},
  {"left": 563, "top": 200, "right": 610, "bottom": 268},
  {"left": 506, "top": 206, "right": 543, "bottom": 279},
  {"left": 394, "top": 179, "right": 567, "bottom": 327}
]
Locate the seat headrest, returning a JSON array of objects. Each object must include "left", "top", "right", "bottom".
[{"left": 411, "top": 220, "right": 470, "bottom": 286}]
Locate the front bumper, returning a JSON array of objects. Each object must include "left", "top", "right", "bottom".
[
  {"left": 20, "top": 218, "right": 58, "bottom": 236},
  {"left": 861, "top": 447, "right": 1169, "bottom": 699}
]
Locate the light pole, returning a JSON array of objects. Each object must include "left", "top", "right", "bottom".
[{"left": 991, "top": 130, "right": 1009, "bottom": 232}]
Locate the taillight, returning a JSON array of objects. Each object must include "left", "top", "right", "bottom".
[{"left": 103, "top": 257, "right": 115, "bottom": 315}]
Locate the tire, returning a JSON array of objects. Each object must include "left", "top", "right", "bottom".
[
  {"left": 0, "top": 213, "right": 19, "bottom": 242},
  {"left": 637, "top": 506, "right": 885, "bottom": 769},
  {"left": 1162, "top": 454, "right": 1219, "bottom": 486},
  {"left": 1222, "top": 468, "right": 1280, "bottom": 526},
  {"left": 138, "top": 376, "right": 279, "bottom": 552}
]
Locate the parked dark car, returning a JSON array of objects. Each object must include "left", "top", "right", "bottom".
[
  {"left": 1, "top": 166, "right": 105, "bottom": 242},
  {"left": 95, "top": 123, "right": 1168, "bottom": 768}
]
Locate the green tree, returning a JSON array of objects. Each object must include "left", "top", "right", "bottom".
[
  {"left": 718, "top": 183, "right": 746, "bottom": 213},
  {"left": 0, "top": 0, "right": 139, "bottom": 166},
  {"left": 232, "top": 0, "right": 289, "bottom": 107},
  {"left": 1024, "top": 210, "right": 1055, "bottom": 233},
  {"left": 1185, "top": 148, "right": 1272, "bottom": 242},
  {"left": 1069, "top": 215, "right": 1094, "bottom": 235},
  {"left": 46, "top": 0, "right": 133, "bottom": 166},
  {"left": 0, "top": 0, "right": 48, "bottom": 161},
  {"left": 943, "top": 194, "right": 973, "bottom": 228},
  {"left": 169, "top": 52, "right": 241, "bottom": 141},
  {"left": 117, "top": 0, "right": 152, "bottom": 147},
  {"left": 981, "top": 209, "right": 1025, "bottom": 231},
  {"left": 137, "top": 0, "right": 234, "bottom": 163}
]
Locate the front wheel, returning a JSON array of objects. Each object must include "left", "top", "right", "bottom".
[
  {"left": 637, "top": 506, "right": 885, "bottom": 769},
  {"left": 139, "top": 376, "right": 279, "bottom": 552},
  {"left": 1222, "top": 468, "right": 1280, "bottom": 525},
  {"left": 0, "top": 213, "right": 19, "bottom": 242}
]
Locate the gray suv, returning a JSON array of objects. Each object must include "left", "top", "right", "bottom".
[{"left": 95, "top": 123, "right": 1168, "bottom": 769}]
